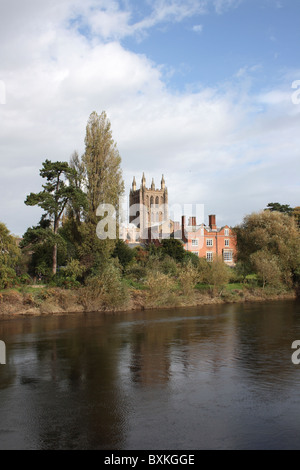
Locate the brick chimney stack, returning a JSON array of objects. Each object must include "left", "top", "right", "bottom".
[
  {"left": 182, "top": 215, "right": 187, "bottom": 241},
  {"left": 209, "top": 214, "right": 217, "bottom": 230},
  {"left": 188, "top": 216, "right": 196, "bottom": 227}
]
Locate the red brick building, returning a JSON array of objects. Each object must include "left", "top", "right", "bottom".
[
  {"left": 180, "top": 214, "right": 236, "bottom": 265},
  {"left": 125, "top": 174, "right": 237, "bottom": 264}
]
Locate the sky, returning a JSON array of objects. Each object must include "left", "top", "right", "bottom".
[{"left": 0, "top": 0, "right": 299, "bottom": 236}]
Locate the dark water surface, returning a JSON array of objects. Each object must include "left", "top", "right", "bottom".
[{"left": 1, "top": 300, "right": 300, "bottom": 450}]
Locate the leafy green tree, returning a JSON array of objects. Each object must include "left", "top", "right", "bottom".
[
  {"left": 234, "top": 210, "right": 300, "bottom": 289},
  {"left": 0, "top": 222, "right": 22, "bottom": 288},
  {"left": 234, "top": 260, "right": 250, "bottom": 283},
  {"left": 265, "top": 203, "right": 300, "bottom": 230},
  {"left": 293, "top": 206, "right": 300, "bottom": 229},
  {"left": 159, "top": 238, "right": 186, "bottom": 262},
  {"left": 250, "top": 250, "right": 283, "bottom": 289},
  {"left": 67, "top": 151, "right": 87, "bottom": 225},
  {"left": 160, "top": 256, "right": 178, "bottom": 276},
  {"left": 25, "top": 160, "right": 86, "bottom": 275},
  {"left": 21, "top": 221, "right": 68, "bottom": 280},
  {"left": 112, "top": 239, "right": 135, "bottom": 270},
  {"left": 63, "top": 258, "right": 84, "bottom": 279},
  {"left": 55, "top": 258, "right": 84, "bottom": 289},
  {"left": 76, "top": 221, "right": 116, "bottom": 276},
  {"left": 197, "top": 257, "right": 211, "bottom": 284},
  {"left": 78, "top": 111, "right": 125, "bottom": 271},
  {"left": 205, "top": 256, "right": 230, "bottom": 295},
  {"left": 83, "top": 261, "right": 129, "bottom": 310},
  {"left": 177, "top": 260, "right": 199, "bottom": 297},
  {"left": 182, "top": 250, "right": 201, "bottom": 267},
  {"left": 145, "top": 271, "right": 177, "bottom": 307},
  {"left": 265, "top": 202, "right": 294, "bottom": 215},
  {"left": 0, "top": 222, "right": 21, "bottom": 268},
  {"left": 83, "top": 111, "right": 124, "bottom": 221}
]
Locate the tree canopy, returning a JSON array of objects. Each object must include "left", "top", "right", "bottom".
[
  {"left": 265, "top": 202, "right": 294, "bottom": 215},
  {"left": 0, "top": 222, "right": 22, "bottom": 288},
  {"left": 25, "top": 159, "right": 86, "bottom": 274},
  {"left": 83, "top": 111, "right": 124, "bottom": 222},
  {"left": 234, "top": 210, "right": 300, "bottom": 288},
  {"left": 0, "top": 222, "right": 21, "bottom": 268}
]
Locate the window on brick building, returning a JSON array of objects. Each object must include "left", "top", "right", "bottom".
[
  {"left": 206, "top": 239, "right": 213, "bottom": 246},
  {"left": 206, "top": 252, "right": 213, "bottom": 262},
  {"left": 192, "top": 239, "right": 198, "bottom": 246},
  {"left": 223, "top": 251, "right": 233, "bottom": 262},
  {"left": 224, "top": 228, "right": 229, "bottom": 236},
  {"left": 225, "top": 239, "right": 229, "bottom": 246},
  {"left": 192, "top": 251, "right": 199, "bottom": 256}
]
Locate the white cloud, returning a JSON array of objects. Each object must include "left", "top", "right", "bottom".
[
  {"left": 213, "top": 0, "right": 243, "bottom": 15},
  {"left": 64, "top": 0, "right": 208, "bottom": 41},
  {"left": 192, "top": 24, "right": 203, "bottom": 33},
  {"left": 0, "top": 0, "right": 299, "bottom": 236}
]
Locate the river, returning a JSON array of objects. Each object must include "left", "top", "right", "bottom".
[{"left": 0, "top": 299, "right": 300, "bottom": 450}]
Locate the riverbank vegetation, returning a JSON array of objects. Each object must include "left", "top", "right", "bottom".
[
  {"left": 0, "top": 231, "right": 298, "bottom": 316},
  {"left": 0, "top": 111, "right": 299, "bottom": 316}
]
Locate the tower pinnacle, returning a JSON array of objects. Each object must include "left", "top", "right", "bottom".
[
  {"left": 141, "top": 172, "right": 146, "bottom": 188},
  {"left": 132, "top": 176, "right": 136, "bottom": 191}
]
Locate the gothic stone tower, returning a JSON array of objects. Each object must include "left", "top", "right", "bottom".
[{"left": 129, "top": 173, "right": 169, "bottom": 236}]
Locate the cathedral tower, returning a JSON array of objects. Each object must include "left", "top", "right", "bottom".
[{"left": 129, "top": 174, "right": 169, "bottom": 237}]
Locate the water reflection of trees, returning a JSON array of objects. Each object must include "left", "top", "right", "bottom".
[
  {"left": 1, "top": 307, "right": 234, "bottom": 449},
  {"left": 125, "top": 302, "right": 300, "bottom": 391},
  {"left": 0, "top": 315, "right": 128, "bottom": 449},
  {"left": 1, "top": 301, "right": 299, "bottom": 449},
  {"left": 233, "top": 301, "right": 300, "bottom": 390},
  {"left": 127, "top": 306, "right": 234, "bottom": 386}
]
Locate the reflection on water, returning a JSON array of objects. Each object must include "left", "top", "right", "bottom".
[{"left": 0, "top": 300, "right": 300, "bottom": 449}]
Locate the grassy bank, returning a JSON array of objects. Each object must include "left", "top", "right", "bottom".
[{"left": 0, "top": 283, "right": 297, "bottom": 317}]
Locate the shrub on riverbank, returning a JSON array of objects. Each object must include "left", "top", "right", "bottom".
[
  {"left": 177, "top": 261, "right": 198, "bottom": 298},
  {"left": 145, "top": 271, "right": 178, "bottom": 307},
  {"left": 235, "top": 210, "right": 300, "bottom": 291},
  {"left": 0, "top": 282, "right": 297, "bottom": 316},
  {"left": 79, "top": 262, "right": 130, "bottom": 311}
]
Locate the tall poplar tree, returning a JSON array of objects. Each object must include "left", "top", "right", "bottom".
[
  {"left": 82, "top": 111, "right": 124, "bottom": 222},
  {"left": 68, "top": 151, "right": 86, "bottom": 224}
]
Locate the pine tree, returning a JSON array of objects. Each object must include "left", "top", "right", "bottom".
[{"left": 25, "top": 160, "right": 86, "bottom": 274}]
